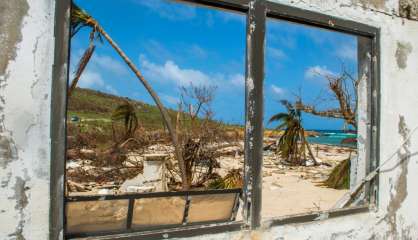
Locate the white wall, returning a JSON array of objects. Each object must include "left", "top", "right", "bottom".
[
  {"left": 0, "top": 0, "right": 417, "bottom": 239},
  {"left": 0, "top": 0, "right": 56, "bottom": 239}
]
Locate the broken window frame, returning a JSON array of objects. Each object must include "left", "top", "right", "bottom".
[{"left": 51, "top": 0, "right": 380, "bottom": 239}]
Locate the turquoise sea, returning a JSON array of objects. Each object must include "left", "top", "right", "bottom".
[{"left": 307, "top": 130, "right": 357, "bottom": 148}]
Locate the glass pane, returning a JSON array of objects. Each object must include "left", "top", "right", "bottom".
[
  {"left": 263, "top": 17, "right": 361, "bottom": 219},
  {"left": 187, "top": 193, "right": 236, "bottom": 223},
  {"left": 66, "top": 200, "right": 128, "bottom": 234},
  {"left": 66, "top": 0, "right": 245, "bottom": 199},
  {"left": 132, "top": 196, "right": 186, "bottom": 228}
]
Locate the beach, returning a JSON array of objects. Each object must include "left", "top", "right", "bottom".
[{"left": 66, "top": 136, "right": 355, "bottom": 218}]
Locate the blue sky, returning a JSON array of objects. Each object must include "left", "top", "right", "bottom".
[{"left": 71, "top": 0, "right": 358, "bottom": 130}]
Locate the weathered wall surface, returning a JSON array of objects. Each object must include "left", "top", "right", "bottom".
[
  {"left": 177, "top": 0, "right": 418, "bottom": 239},
  {"left": 0, "top": 0, "right": 56, "bottom": 239},
  {"left": 0, "top": 0, "right": 417, "bottom": 239}
]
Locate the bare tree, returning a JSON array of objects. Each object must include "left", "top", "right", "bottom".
[
  {"left": 295, "top": 65, "right": 359, "bottom": 189},
  {"left": 296, "top": 67, "right": 359, "bottom": 130},
  {"left": 173, "top": 84, "right": 221, "bottom": 187}
]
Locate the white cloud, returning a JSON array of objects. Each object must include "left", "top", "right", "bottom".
[
  {"left": 78, "top": 70, "right": 104, "bottom": 88},
  {"left": 305, "top": 65, "right": 336, "bottom": 79},
  {"left": 133, "top": 0, "right": 196, "bottom": 21},
  {"left": 75, "top": 70, "right": 119, "bottom": 95},
  {"left": 92, "top": 54, "right": 129, "bottom": 76},
  {"left": 267, "top": 47, "right": 286, "bottom": 60},
  {"left": 336, "top": 44, "right": 357, "bottom": 61},
  {"left": 139, "top": 54, "right": 245, "bottom": 95},
  {"left": 229, "top": 74, "right": 245, "bottom": 87},
  {"left": 105, "top": 85, "right": 119, "bottom": 95},
  {"left": 140, "top": 55, "right": 211, "bottom": 86},
  {"left": 271, "top": 84, "right": 286, "bottom": 97}
]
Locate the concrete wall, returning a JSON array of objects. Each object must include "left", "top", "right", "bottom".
[
  {"left": 0, "top": 0, "right": 55, "bottom": 239},
  {"left": 0, "top": 0, "right": 417, "bottom": 239}
]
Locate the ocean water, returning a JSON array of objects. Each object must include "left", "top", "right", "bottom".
[{"left": 307, "top": 130, "right": 357, "bottom": 148}]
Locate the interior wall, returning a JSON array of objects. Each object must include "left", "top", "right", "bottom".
[{"left": 0, "top": 0, "right": 417, "bottom": 239}]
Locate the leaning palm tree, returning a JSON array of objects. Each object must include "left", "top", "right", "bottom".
[
  {"left": 70, "top": 2, "right": 189, "bottom": 189},
  {"left": 269, "top": 100, "right": 317, "bottom": 166}
]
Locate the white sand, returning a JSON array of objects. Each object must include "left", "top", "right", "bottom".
[{"left": 67, "top": 142, "right": 353, "bottom": 219}]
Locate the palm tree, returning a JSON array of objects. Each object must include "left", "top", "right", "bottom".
[
  {"left": 269, "top": 100, "right": 317, "bottom": 166},
  {"left": 111, "top": 100, "right": 139, "bottom": 140},
  {"left": 70, "top": 2, "right": 189, "bottom": 189}
]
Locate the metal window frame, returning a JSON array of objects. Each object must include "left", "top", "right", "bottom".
[
  {"left": 65, "top": 189, "right": 242, "bottom": 239},
  {"left": 51, "top": 0, "right": 380, "bottom": 239}
]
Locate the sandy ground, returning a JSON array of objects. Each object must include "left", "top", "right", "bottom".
[
  {"left": 261, "top": 171, "right": 347, "bottom": 218},
  {"left": 218, "top": 142, "right": 352, "bottom": 219},
  {"left": 66, "top": 142, "right": 354, "bottom": 219}
]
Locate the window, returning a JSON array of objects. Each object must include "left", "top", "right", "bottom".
[
  {"left": 262, "top": 19, "right": 364, "bottom": 219},
  {"left": 51, "top": 0, "right": 380, "bottom": 239},
  {"left": 64, "top": 0, "right": 246, "bottom": 238}
]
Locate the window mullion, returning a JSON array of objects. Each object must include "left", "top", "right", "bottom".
[{"left": 243, "top": 0, "right": 266, "bottom": 230}]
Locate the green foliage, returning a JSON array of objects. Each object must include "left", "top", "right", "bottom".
[
  {"left": 269, "top": 100, "right": 316, "bottom": 165},
  {"left": 71, "top": 2, "right": 102, "bottom": 41},
  {"left": 318, "top": 158, "right": 350, "bottom": 189},
  {"left": 68, "top": 88, "right": 175, "bottom": 130},
  {"left": 208, "top": 169, "right": 243, "bottom": 189},
  {"left": 111, "top": 101, "right": 139, "bottom": 139}
]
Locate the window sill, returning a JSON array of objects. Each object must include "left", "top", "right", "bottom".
[
  {"left": 70, "top": 205, "right": 372, "bottom": 240},
  {"left": 70, "top": 221, "right": 244, "bottom": 240},
  {"left": 263, "top": 205, "right": 371, "bottom": 227}
]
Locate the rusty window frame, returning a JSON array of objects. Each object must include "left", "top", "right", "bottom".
[{"left": 51, "top": 0, "right": 380, "bottom": 239}]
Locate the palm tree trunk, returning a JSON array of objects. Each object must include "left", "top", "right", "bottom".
[
  {"left": 302, "top": 129, "right": 318, "bottom": 165},
  {"left": 97, "top": 26, "right": 189, "bottom": 190}
]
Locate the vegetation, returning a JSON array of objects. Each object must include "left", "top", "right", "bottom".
[
  {"left": 318, "top": 156, "right": 351, "bottom": 189},
  {"left": 208, "top": 169, "right": 243, "bottom": 189},
  {"left": 175, "top": 85, "right": 225, "bottom": 187},
  {"left": 269, "top": 100, "right": 317, "bottom": 166},
  {"left": 70, "top": 2, "right": 188, "bottom": 189},
  {"left": 294, "top": 67, "right": 359, "bottom": 189},
  {"left": 111, "top": 101, "right": 139, "bottom": 141}
]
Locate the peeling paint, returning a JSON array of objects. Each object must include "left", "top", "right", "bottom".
[
  {"left": 2, "top": 0, "right": 418, "bottom": 239},
  {"left": 0, "top": 135, "right": 18, "bottom": 169},
  {"left": 8, "top": 177, "right": 29, "bottom": 240},
  {"left": 384, "top": 116, "right": 410, "bottom": 238},
  {"left": 399, "top": 0, "right": 418, "bottom": 20},
  {"left": 395, "top": 41, "right": 413, "bottom": 69},
  {"left": 356, "top": 0, "right": 387, "bottom": 10}
]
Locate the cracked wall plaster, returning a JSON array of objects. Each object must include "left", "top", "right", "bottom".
[
  {"left": 1, "top": 0, "right": 418, "bottom": 240},
  {"left": 0, "top": 0, "right": 55, "bottom": 239}
]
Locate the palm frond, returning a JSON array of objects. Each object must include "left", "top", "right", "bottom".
[
  {"left": 71, "top": 2, "right": 102, "bottom": 42},
  {"left": 68, "top": 44, "right": 96, "bottom": 97},
  {"left": 112, "top": 101, "right": 139, "bottom": 138},
  {"left": 268, "top": 113, "right": 289, "bottom": 123}
]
